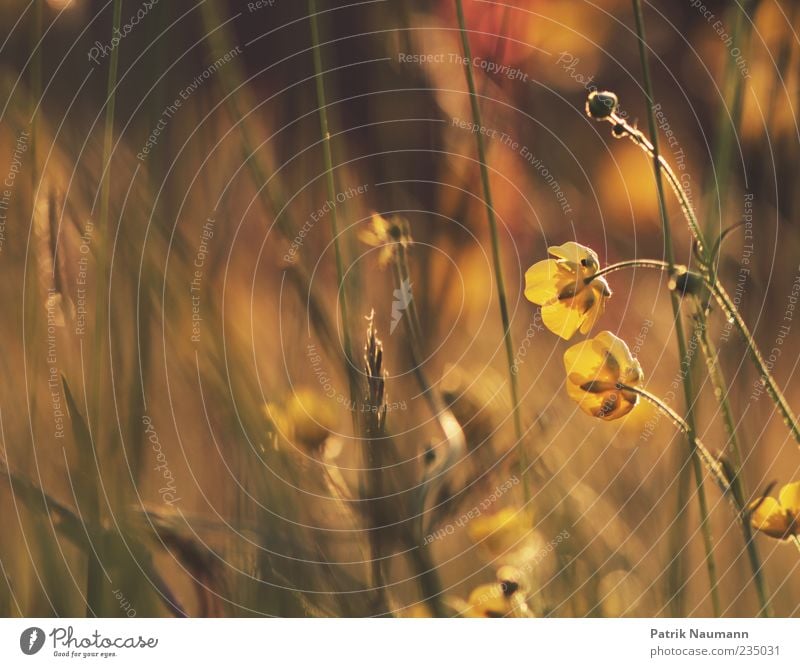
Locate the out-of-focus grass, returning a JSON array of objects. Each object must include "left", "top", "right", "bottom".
[{"left": 0, "top": 0, "right": 798, "bottom": 617}]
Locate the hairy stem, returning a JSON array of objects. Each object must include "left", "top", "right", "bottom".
[
  {"left": 588, "top": 259, "right": 673, "bottom": 283},
  {"left": 621, "top": 385, "right": 730, "bottom": 493},
  {"left": 708, "top": 280, "right": 800, "bottom": 447}
]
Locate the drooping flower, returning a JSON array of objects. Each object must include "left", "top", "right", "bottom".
[
  {"left": 563, "top": 331, "right": 643, "bottom": 421},
  {"left": 748, "top": 481, "right": 800, "bottom": 540},
  {"left": 524, "top": 242, "right": 611, "bottom": 340}
]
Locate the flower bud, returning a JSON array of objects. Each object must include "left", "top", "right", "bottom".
[
  {"left": 586, "top": 91, "right": 619, "bottom": 119},
  {"left": 669, "top": 267, "right": 705, "bottom": 297}
]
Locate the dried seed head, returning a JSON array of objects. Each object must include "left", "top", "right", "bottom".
[{"left": 364, "top": 310, "right": 388, "bottom": 434}]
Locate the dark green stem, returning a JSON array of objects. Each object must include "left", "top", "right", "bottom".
[
  {"left": 693, "top": 301, "right": 771, "bottom": 617},
  {"left": 308, "top": 0, "right": 359, "bottom": 405},
  {"left": 454, "top": 0, "right": 527, "bottom": 497},
  {"left": 631, "top": 0, "right": 720, "bottom": 617}
]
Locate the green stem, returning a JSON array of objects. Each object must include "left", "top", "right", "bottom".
[
  {"left": 588, "top": 259, "right": 673, "bottom": 283},
  {"left": 308, "top": 0, "right": 359, "bottom": 404},
  {"left": 693, "top": 301, "right": 771, "bottom": 617},
  {"left": 631, "top": 0, "right": 720, "bottom": 617},
  {"left": 702, "top": 0, "right": 756, "bottom": 240},
  {"left": 408, "top": 542, "right": 447, "bottom": 617},
  {"left": 601, "top": 101, "right": 800, "bottom": 451},
  {"left": 453, "top": 0, "right": 527, "bottom": 497},
  {"left": 87, "top": 0, "right": 122, "bottom": 618},
  {"left": 621, "top": 385, "right": 730, "bottom": 493},
  {"left": 393, "top": 245, "right": 466, "bottom": 457},
  {"left": 707, "top": 279, "right": 800, "bottom": 447},
  {"left": 607, "top": 111, "right": 709, "bottom": 263}
]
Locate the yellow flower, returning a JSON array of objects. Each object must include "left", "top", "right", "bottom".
[
  {"left": 358, "top": 213, "right": 411, "bottom": 268},
  {"left": 463, "top": 566, "right": 530, "bottom": 618},
  {"left": 524, "top": 242, "right": 611, "bottom": 340},
  {"left": 748, "top": 481, "right": 800, "bottom": 540},
  {"left": 467, "top": 507, "right": 531, "bottom": 556},
  {"left": 465, "top": 583, "right": 513, "bottom": 618},
  {"left": 563, "top": 331, "right": 644, "bottom": 421},
  {"left": 264, "top": 388, "right": 337, "bottom": 453}
]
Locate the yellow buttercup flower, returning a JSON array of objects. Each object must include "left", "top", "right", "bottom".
[
  {"left": 748, "top": 481, "right": 800, "bottom": 540},
  {"left": 358, "top": 213, "right": 411, "bottom": 268},
  {"left": 467, "top": 507, "right": 531, "bottom": 556},
  {"left": 563, "top": 331, "right": 643, "bottom": 421},
  {"left": 524, "top": 242, "right": 611, "bottom": 340},
  {"left": 264, "top": 388, "right": 337, "bottom": 453},
  {"left": 463, "top": 566, "right": 531, "bottom": 618}
]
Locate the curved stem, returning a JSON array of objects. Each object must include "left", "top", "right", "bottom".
[
  {"left": 707, "top": 280, "right": 800, "bottom": 447},
  {"left": 587, "top": 259, "right": 673, "bottom": 284},
  {"left": 606, "top": 112, "right": 710, "bottom": 264},
  {"left": 621, "top": 384, "right": 730, "bottom": 493},
  {"left": 596, "top": 75, "right": 800, "bottom": 451}
]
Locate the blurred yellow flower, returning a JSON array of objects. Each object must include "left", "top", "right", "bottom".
[
  {"left": 358, "top": 213, "right": 411, "bottom": 268},
  {"left": 264, "top": 388, "right": 337, "bottom": 453},
  {"left": 524, "top": 242, "right": 611, "bottom": 340},
  {"left": 563, "top": 331, "right": 643, "bottom": 421},
  {"left": 465, "top": 583, "right": 513, "bottom": 618},
  {"left": 467, "top": 507, "right": 530, "bottom": 556},
  {"left": 464, "top": 566, "right": 530, "bottom": 618},
  {"left": 748, "top": 481, "right": 800, "bottom": 540}
]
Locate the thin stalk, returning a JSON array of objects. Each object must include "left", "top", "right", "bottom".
[
  {"left": 393, "top": 244, "right": 465, "bottom": 456},
  {"left": 702, "top": 0, "right": 756, "bottom": 241},
  {"left": 408, "top": 542, "right": 447, "bottom": 617},
  {"left": 588, "top": 259, "right": 672, "bottom": 282},
  {"left": 693, "top": 301, "right": 771, "bottom": 617},
  {"left": 707, "top": 279, "right": 800, "bottom": 447},
  {"left": 362, "top": 312, "right": 390, "bottom": 612},
  {"left": 600, "top": 103, "right": 800, "bottom": 450},
  {"left": 792, "top": 536, "right": 800, "bottom": 556},
  {"left": 621, "top": 385, "right": 730, "bottom": 493},
  {"left": 308, "top": 0, "right": 359, "bottom": 404},
  {"left": 599, "top": 103, "right": 800, "bottom": 448},
  {"left": 604, "top": 111, "right": 710, "bottom": 262},
  {"left": 86, "top": 0, "right": 122, "bottom": 618},
  {"left": 631, "top": 0, "right": 720, "bottom": 617},
  {"left": 453, "top": 0, "right": 526, "bottom": 495}
]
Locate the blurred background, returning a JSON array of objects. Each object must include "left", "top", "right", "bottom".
[{"left": 0, "top": 0, "right": 799, "bottom": 617}]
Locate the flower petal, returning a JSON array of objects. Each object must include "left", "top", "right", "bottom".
[
  {"left": 466, "top": 584, "right": 510, "bottom": 618},
  {"left": 778, "top": 481, "right": 800, "bottom": 515},
  {"left": 542, "top": 300, "right": 585, "bottom": 340},
  {"left": 548, "top": 242, "right": 599, "bottom": 269},
  {"left": 578, "top": 290, "right": 605, "bottom": 335},
  {"left": 749, "top": 496, "right": 792, "bottom": 539},
  {"left": 564, "top": 337, "right": 616, "bottom": 384},
  {"left": 467, "top": 507, "right": 530, "bottom": 556},
  {"left": 524, "top": 259, "right": 564, "bottom": 304}
]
